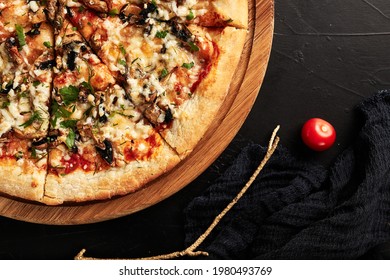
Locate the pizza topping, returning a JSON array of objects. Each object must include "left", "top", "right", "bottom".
[
  {"left": 37, "top": 58, "right": 56, "bottom": 70},
  {"left": 78, "top": 0, "right": 108, "bottom": 13},
  {"left": 0, "top": 80, "right": 12, "bottom": 94},
  {"left": 28, "top": 1, "right": 40, "bottom": 13},
  {"left": 138, "top": 2, "right": 158, "bottom": 25},
  {"left": 26, "top": 23, "right": 42, "bottom": 37},
  {"left": 95, "top": 139, "right": 114, "bottom": 164},
  {"left": 65, "top": 128, "right": 76, "bottom": 150},
  {"left": 5, "top": 37, "right": 24, "bottom": 65},
  {"left": 32, "top": 134, "right": 58, "bottom": 149},
  {"left": 169, "top": 20, "right": 193, "bottom": 43},
  {"left": 19, "top": 110, "right": 43, "bottom": 128},
  {"left": 15, "top": 24, "right": 27, "bottom": 48},
  {"left": 58, "top": 152, "right": 95, "bottom": 175},
  {"left": 59, "top": 85, "right": 79, "bottom": 106},
  {"left": 66, "top": 50, "right": 78, "bottom": 71},
  {"left": 119, "top": 4, "right": 142, "bottom": 24}
]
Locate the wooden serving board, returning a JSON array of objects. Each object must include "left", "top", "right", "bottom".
[{"left": 0, "top": 0, "right": 274, "bottom": 225}]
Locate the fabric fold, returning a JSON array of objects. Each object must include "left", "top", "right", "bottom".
[{"left": 184, "top": 91, "right": 390, "bottom": 259}]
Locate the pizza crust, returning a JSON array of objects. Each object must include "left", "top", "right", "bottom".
[
  {"left": 0, "top": 161, "right": 45, "bottom": 203},
  {"left": 212, "top": 0, "right": 249, "bottom": 29},
  {"left": 43, "top": 142, "right": 180, "bottom": 205},
  {"left": 161, "top": 26, "right": 247, "bottom": 158}
]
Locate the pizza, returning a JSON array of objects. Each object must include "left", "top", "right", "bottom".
[{"left": 0, "top": 0, "right": 248, "bottom": 205}]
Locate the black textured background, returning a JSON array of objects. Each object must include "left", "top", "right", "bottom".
[{"left": 1, "top": 0, "right": 390, "bottom": 259}]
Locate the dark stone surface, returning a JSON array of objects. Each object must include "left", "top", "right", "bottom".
[{"left": 1, "top": 0, "right": 390, "bottom": 259}]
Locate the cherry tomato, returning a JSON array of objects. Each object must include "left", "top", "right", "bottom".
[{"left": 301, "top": 118, "right": 336, "bottom": 151}]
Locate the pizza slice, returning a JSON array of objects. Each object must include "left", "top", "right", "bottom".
[
  {"left": 43, "top": 5, "right": 180, "bottom": 205},
  {"left": 0, "top": 3, "right": 54, "bottom": 202},
  {"left": 66, "top": 3, "right": 247, "bottom": 158},
  {"left": 70, "top": 0, "right": 248, "bottom": 29}
]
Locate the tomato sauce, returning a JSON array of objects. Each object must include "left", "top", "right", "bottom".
[
  {"left": 123, "top": 135, "right": 159, "bottom": 162},
  {"left": 57, "top": 153, "right": 94, "bottom": 175},
  {"left": 191, "top": 42, "right": 219, "bottom": 93}
]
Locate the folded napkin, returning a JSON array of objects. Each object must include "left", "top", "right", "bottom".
[{"left": 184, "top": 91, "right": 390, "bottom": 259}]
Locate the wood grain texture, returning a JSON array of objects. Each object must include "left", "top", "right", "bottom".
[{"left": 0, "top": 0, "right": 274, "bottom": 225}]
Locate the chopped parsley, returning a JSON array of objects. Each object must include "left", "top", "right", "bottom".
[
  {"left": 80, "top": 81, "right": 95, "bottom": 95},
  {"left": 182, "top": 62, "right": 194, "bottom": 69},
  {"left": 156, "top": 30, "right": 168, "bottom": 39},
  {"left": 186, "top": 10, "right": 195, "bottom": 20},
  {"left": 160, "top": 68, "right": 169, "bottom": 79},
  {"left": 15, "top": 24, "right": 26, "bottom": 48},
  {"left": 65, "top": 129, "right": 76, "bottom": 150},
  {"left": 43, "top": 41, "right": 52, "bottom": 48},
  {"left": 188, "top": 41, "right": 199, "bottom": 52},
  {"left": 108, "top": 9, "right": 119, "bottom": 17},
  {"left": 118, "top": 59, "right": 127, "bottom": 66},
  {"left": 1, "top": 101, "right": 10, "bottom": 109},
  {"left": 59, "top": 85, "right": 79, "bottom": 106},
  {"left": 119, "top": 44, "right": 126, "bottom": 55},
  {"left": 50, "top": 100, "right": 73, "bottom": 127},
  {"left": 30, "top": 147, "right": 37, "bottom": 159},
  {"left": 60, "top": 119, "right": 78, "bottom": 129}
]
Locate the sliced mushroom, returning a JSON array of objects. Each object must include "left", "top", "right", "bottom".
[
  {"left": 45, "top": 0, "right": 58, "bottom": 24},
  {"left": 119, "top": 4, "right": 142, "bottom": 24},
  {"left": 5, "top": 37, "right": 24, "bottom": 65},
  {"left": 77, "top": 123, "right": 93, "bottom": 142},
  {"left": 13, "top": 127, "right": 47, "bottom": 140},
  {"left": 79, "top": 0, "right": 108, "bottom": 13}
]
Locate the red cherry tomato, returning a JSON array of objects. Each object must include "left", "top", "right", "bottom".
[{"left": 301, "top": 118, "right": 336, "bottom": 151}]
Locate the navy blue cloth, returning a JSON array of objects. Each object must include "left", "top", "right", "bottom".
[{"left": 184, "top": 91, "right": 390, "bottom": 259}]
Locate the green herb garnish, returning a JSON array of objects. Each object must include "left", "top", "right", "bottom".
[
  {"left": 118, "top": 59, "right": 127, "bottom": 66},
  {"left": 108, "top": 9, "right": 119, "bottom": 17},
  {"left": 60, "top": 119, "right": 78, "bottom": 129},
  {"left": 80, "top": 81, "right": 94, "bottom": 95},
  {"left": 156, "top": 30, "right": 168, "bottom": 39},
  {"left": 182, "top": 62, "right": 194, "bottom": 69},
  {"left": 30, "top": 147, "right": 37, "bottom": 159},
  {"left": 50, "top": 100, "right": 73, "bottom": 127},
  {"left": 188, "top": 41, "right": 199, "bottom": 52},
  {"left": 160, "top": 68, "right": 169, "bottom": 79},
  {"left": 59, "top": 85, "right": 79, "bottom": 106},
  {"left": 43, "top": 41, "right": 52, "bottom": 48},
  {"left": 1, "top": 101, "right": 10, "bottom": 108},
  {"left": 65, "top": 129, "right": 76, "bottom": 149},
  {"left": 186, "top": 10, "right": 195, "bottom": 20},
  {"left": 119, "top": 44, "right": 126, "bottom": 55},
  {"left": 15, "top": 24, "right": 26, "bottom": 48},
  {"left": 19, "top": 110, "right": 43, "bottom": 128}
]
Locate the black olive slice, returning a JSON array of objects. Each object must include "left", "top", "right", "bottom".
[{"left": 96, "top": 139, "right": 114, "bottom": 164}]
